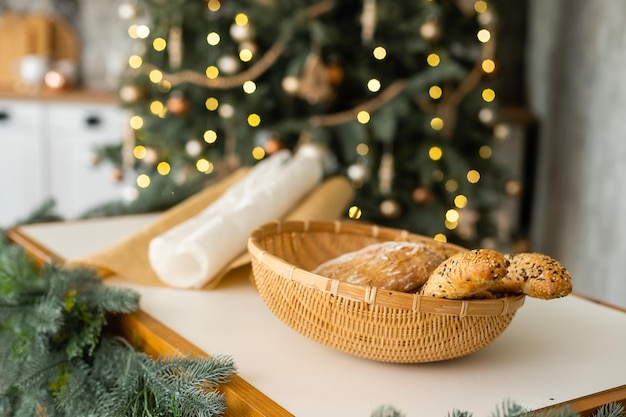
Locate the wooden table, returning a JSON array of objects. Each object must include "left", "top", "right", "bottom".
[{"left": 8, "top": 215, "right": 626, "bottom": 417}]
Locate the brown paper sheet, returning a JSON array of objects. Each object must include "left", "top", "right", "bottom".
[{"left": 73, "top": 170, "right": 355, "bottom": 289}]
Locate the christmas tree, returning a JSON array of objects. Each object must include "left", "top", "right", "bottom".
[{"left": 101, "top": 0, "right": 522, "bottom": 248}]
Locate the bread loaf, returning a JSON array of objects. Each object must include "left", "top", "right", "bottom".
[
  {"left": 312, "top": 241, "right": 444, "bottom": 293},
  {"left": 419, "top": 249, "right": 509, "bottom": 299},
  {"left": 491, "top": 253, "right": 572, "bottom": 299}
]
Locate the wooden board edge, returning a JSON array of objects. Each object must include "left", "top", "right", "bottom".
[
  {"left": 7, "top": 225, "right": 294, "bottom": 417},
  {"left": 6, "top": 225, "right": 65, "bottom": 266},
  {"left": 536, "top": 385, "right": 626, "bottom": 417}
]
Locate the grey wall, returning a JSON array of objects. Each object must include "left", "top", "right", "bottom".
[{"left": 527, "top": 0, "right": 626, "bottom": 308}]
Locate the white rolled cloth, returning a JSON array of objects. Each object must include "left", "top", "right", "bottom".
[{"left": 148, "top": 149, "right": 323, "bottom": 288}]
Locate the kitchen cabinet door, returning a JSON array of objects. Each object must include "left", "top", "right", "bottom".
[
  {"left": 47, "top": 102, "right": 127, "bottom": 219},
  {"left": 0, "top": 99, "right": 47, "bottom": 227}
]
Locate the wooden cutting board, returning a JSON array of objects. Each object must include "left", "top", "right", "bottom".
[{"left": 0, "top": 12, "right": 79, "bottom": 89}]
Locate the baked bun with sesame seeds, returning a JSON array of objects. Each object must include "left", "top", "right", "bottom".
[
  {"left": 491, "top": 253, "right": 573, "bottom": 300},
  {"left": 419, "top": 249, "right": 509, "bottom": 299}
]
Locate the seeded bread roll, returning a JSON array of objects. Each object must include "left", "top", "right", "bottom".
[
  {"left": 491, "top": 253, "right": 572, "bottom": 299},
  {"left": 312, "top": 241, "right": 444, "bottom": 293},
  {"left": 420, "top": 248, "right": 509, "bottom": 299}
]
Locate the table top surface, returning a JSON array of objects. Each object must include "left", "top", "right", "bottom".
[{"left": 15, "top": 215, "right": 626, "bottom": 417}]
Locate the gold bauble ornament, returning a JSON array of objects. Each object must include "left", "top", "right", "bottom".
[
  {"left": 111, "top": 168, "right": 124, "bottom": 183},
  {"left": 166, "top": 93, "right": 191, "bottom": 116},
  {"left": 412, "top": 186, "right": 434, "bottom": 205},
  {"left": 326, "top": 63, "right": 344, "bottom": 87},
  {"left": 143, "top": 147, "right": 159, "bottom": 166},
  {"left": 420, "top": 19, "right": 441, "bottom": 42},
  {"left": 264, "top": 137, "right": 284, "bottom": 155},
  {"left": 505, "top": 180, "right": 522, "bottom": 197},
  {"left": 379, "top": 198, "right": 402, "bottom": 218},
  {"left": 119, "top": 85, "right": 145, "bottom": 104},
  {"left": 281, "top": 76, "right": 300, "bottom": 95}
]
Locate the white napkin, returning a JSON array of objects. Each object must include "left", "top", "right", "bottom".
[{"left": 148, "top": 149, "right": 323, "bottom": 289}]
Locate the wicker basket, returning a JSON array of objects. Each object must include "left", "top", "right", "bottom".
[{"left": 247, "top": 220, "right": 525, "bottom": 363}]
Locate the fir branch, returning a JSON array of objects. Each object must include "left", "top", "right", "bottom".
[
  {"left": 371, "top": 404, "right": 406, "bottom": 417},
  {"left": 592, "top": 403, "right": 625, "bottom": 417},
  {"left": 0, "top": 234, "right": 235, "bottom": 417},
  {"left": 489, "top": 399, "right": 526, "bottom": 417},
  {"left": 13, "top": 198, "right": 63, "bottom": 226}
]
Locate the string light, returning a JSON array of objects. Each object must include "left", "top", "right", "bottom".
[
  {"left": 157, "top": 162, "right": 171, "bottom": 175},
  {"left": 479, "top": 145, "right": 492, "bottom": 159},
  {"left": 467, "top": 169, "right": 480, "bottom": 183},
  {"left": 243, "top": 80, "right": 256, "bottom": 94},
  {"left": 445, "top": 179, "right": 458, "bottom": 192},
  {"left": 348, "top": 206, "right": 363, "bottom": 219},
  {"left": 207, "top": 32, "right": 220, "bottom": 46},
  {"left": 252, "top": 147, "right": 265, "bottom": 160},
  {"left": 207, "top": 0, "right": 220, "bottom": 12},
  {"left": 446, "top": 208, "right": 459, "bottom": 222},
  {"left": 430, "top": 117, "right": 444, "bottom": 130},
  {"left": 454, "top": 194, "right": 468, "bottom": 208},
  {"left": 429, "top": 146, "right": 443, "bottom": 161},
  {"left": 477, "top": 29, "right": 491, "bottom": 43},
  {"left": 128, "top": 55, "right": 142, "bottom": 69},
  {"left": 153, "top": 38, "right": 167, "bottom": 51},
  {"left": 136, "top": 25, "right": 150, "bottom": 39},
  {"left": 205, "top": 97, "right": 219, "bottom": 111},
  {"left": 373, "top": 46, "right": 387, "bottom": 60},
  {"left": 434, "top": 233, "right": 447, "bottom": 243},
  {"left": 234, "top": 13, "right": 249, "bottom": 26},
  {"left": 205, "top": 66, "right": 219, "bottom": 79},
  {"left": 149, "top": 100, "right": 164, "bottom": 115},
  {"left": 356, "top": 143, "right": 369, "bottom": 156},
  {"left": 129, "top": 115, "right": 144, "bottom": 130},
  {"left": 357, "top": 110, "right": 370, "bottom": 124},
  {"left": 427, "top": 53, "right": 440, "bottom": 67},
  {"left": 149, "top": 69, "right": 163, "bottom": 83},
  {"left": 127, "top": 25, "right": 139, "bottom": 39},
  {"left": 133, "top": 145, "right": 147, "bottom": 159},
  {"left": 157, "top": 81, "right": 171, "bottom": 93},
  {"left": 136, "top": 174, "right": 151, "bottom": 188},
  {"left": 196, "top": 158, "right": 213, "bottom": 173},
  {"left": 239, "top": 48, "right": 253, "bottom": 62},
  {"left": 482, "top": 88, "right": 496, "bottom": 102},
  {"left": 203, "top": 130, "right": 218, "bottom": 143},
  {"left": 445, "top": 219, "right": 458, "bottom": 230},
  {"left": 445, "top": 208, "right": 459, "bottom": 230},
  {"left": 367, "top": 79, "right": 381, "bottom": 92},
  {"left": 429, "top": 85, "right": 443, "bottom": 99},
  {"left": 474, "top": 1, "right": 488, "bottom": 13},
  {"left": 482, "top": 59, "right": 496, "bottom": 73},
  {"left": 248, "top": 113, "right": 261, "bottom": 127}
]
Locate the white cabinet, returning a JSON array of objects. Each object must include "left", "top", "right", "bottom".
[
  {"left": 0, "top": 97, "right": 127, "bottom": 227},
  {"left": 0, "top": 100, "right": 48, "bottom": 227},
  {"left": 48, "top": 102, "right": 127, "bottom": 219}
]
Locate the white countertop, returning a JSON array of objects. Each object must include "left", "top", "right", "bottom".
[{"left": 18, "top": 216, "right": 626, "bottom": 416}]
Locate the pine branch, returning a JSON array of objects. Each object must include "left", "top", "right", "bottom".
[
  {"left": 489, "top": 399, "right": 526, "bottom": 417},
  {"left": 0, "top": 233, "right": 235, "bottom": 417},
  {"left": 593, "top": 403, "right": 625, "bottom": 417}
]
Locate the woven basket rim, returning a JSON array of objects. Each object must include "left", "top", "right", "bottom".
[{"left": 248, "top": 219, "right": 525, "bottom": 317}]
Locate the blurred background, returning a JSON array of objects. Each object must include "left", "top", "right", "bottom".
[{"left": 0, "top": 0, "right": 624, "bottom": 308}]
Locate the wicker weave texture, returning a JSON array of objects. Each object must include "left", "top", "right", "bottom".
[{"left": 248, "top": 220, "right": 524, "bottom": 363}]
